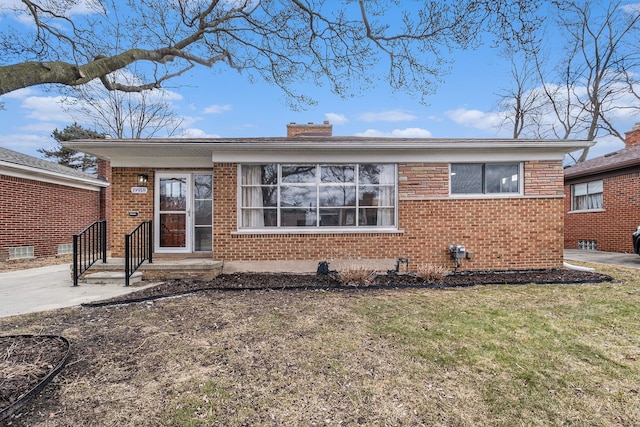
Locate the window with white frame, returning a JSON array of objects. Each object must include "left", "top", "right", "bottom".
[
  {"left": 240, "top": 164, "right": 396, "bottom": 229},
  {"left": 450, "top": 163, "right": 521, "bottom": 195},
  {"left": 572, "top": 180, "right": 603, "bottom": 211}
]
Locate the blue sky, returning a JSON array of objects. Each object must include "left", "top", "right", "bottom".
[{"left": 0, "top": 2, "right": 636, "bottom": 161}]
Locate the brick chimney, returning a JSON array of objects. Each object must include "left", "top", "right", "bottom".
[
  {"left": 286, "top": 120, "right": 332, "bottom": 137},
  {"left": 624, "top": 123, "right": 640, "bottom": 147}
]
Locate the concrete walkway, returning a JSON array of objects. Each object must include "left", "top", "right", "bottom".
[
  {"left": 1, "top": 250, "right": 639, "bottom": 319},
  {"left": 0, "top": 264, "right": 154, "bottom": 318}
]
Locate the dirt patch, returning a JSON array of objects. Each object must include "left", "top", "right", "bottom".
[{"left": 0, "top": 336, "right": 70, "bottom": 421}]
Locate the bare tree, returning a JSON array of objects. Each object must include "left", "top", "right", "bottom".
[
  {"left": 497, "top": 0, "right": 640, "bottom": 162},
  {"left": 555, "top": 0, "right": 638, "bottom": 161},
  {"left": 496, "top": 47, "right": 545, "bottom": 139},
  {"left": 0, "top": 0, "right": 541, "bottom": 104},
  {"left": 66, "top": 71, "right": 183, "bottom": 138}
]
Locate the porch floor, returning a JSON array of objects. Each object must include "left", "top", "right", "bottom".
[{"left": 80, "top": 257, "right": 224, "bottom": 282}]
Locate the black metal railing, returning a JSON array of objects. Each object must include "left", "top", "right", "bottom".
[
  {"left": 73, "top": 220, "right": 107, "bottom": 286},
  {"left": 125, "top": 220, "right": 153, "bottom": 287}
]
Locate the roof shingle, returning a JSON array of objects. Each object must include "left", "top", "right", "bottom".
[{"left": 0, "top": 146, "right": 98, "bottom": 180}]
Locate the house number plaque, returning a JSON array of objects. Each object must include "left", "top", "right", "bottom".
[{"left": 131, "top": 187, "right": 148, "bottom": 194}]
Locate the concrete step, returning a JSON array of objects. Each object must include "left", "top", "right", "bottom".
[{"left": 82, "top": 271, "right": 142, "bottom": 285}]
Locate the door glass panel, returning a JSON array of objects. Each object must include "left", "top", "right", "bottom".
[
  {"left": 193, "top": 174, "right": 213, "bottom": 251},
  {"left": 160, "top": 214, "right": 186, "bottom": 248},
  {"left": 160, "top": 178, "right": 187, "bottom": 211},
  {"left": 194, "top": 175, "right": 213, "bottom": 199},
  {"left": 194, "top": 200, "right": 212, "bottom": 225},
  {"left": 194, "top": 228, "right": 212, "bottom": 252}
]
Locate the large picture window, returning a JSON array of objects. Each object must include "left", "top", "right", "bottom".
[
  {"left": 450, "top": 163, "right": 521, "bottom": 195},
  {"left": 240, "top": 164, "right": 396, "bottom": 229},
  {"left": 572, "top": 180, "right": 603, "bottom": 211}
]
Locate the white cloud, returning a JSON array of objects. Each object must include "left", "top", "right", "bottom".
[
  {"left": 444, "top": 108, "right": 503, "bottom": 131},
  {"left": 591, "top": 134, "right": 625, "bottom": 155},
  {"left": 391, "top": 128, "right": 433, "bottom": 138},
  {"left": 177, "top": 128, "right": 220, "bottom": 138},
  {"left": 358, "top": 110, "right": 417, "bottom": 122},
  {"left": 204, "top": 104, "right": 232, "bottom": 114},
  {"left": 325, "top": 112, "right": 347, "bottom": 125},
  {"left": 0, "top": 133, "right": 52, "bottom": 157},
  {"left": 20, "top": 95, "right": 72, "bottom": 122},
  {"left": 0, "top": 87, "right": 36, "bottom": 100},
  {"left": 22, "top": 121, "right": 60, "bottom": 133},
  {"left": 621, "top": 3, "right": 640, "bottom": 14},
  {"left": 354, "top": 127, "right": 432, "bottom": 138}
]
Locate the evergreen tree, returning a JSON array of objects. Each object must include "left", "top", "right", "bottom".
[{"left": 38, "top": 123, "right": 103, "bottom": 173}]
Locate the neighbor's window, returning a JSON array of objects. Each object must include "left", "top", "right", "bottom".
[
  {"left": 450, "top": 163, "right": 521, "bottom": 195},
  {"left": 9, "top": 246, "right": 34, "bottom": 260},
  {"left": 240, "top": 164, "right": 396, "bottom": 229},
  {"left": 572, "top": 180, "right": 603, "bottom": 211}
]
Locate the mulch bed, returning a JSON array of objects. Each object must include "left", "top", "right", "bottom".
[{"left": 84, "top": 268, "right": 613, "bottom": 307}]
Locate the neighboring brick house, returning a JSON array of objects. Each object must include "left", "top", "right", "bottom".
[
  {"left": 564, "top": 124, "right": 640, "bottom": 253},
  {"left": 64, "top": 122, "right": 591, "bottom": 271},
  {"left": 0, "top": 147, "right": 108, "bottom": 262}
]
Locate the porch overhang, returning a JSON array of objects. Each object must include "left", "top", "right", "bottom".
[{"left": 63, "top": 137, "right": 595, "bottom": 168}]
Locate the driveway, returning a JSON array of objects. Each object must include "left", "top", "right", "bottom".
[
  {"left": 564, "top": 249, "right": 640, "bottom": 269},
  {"left": 0, "top": 264, "right": 152, "bottom": 318}
]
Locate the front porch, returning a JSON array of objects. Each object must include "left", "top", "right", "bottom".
[{"left": 77, "top": 257, "right": 223, "bottom": 285}]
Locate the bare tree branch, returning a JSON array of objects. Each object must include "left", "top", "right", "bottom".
[{"left": 0, "top": 0, "right": 542, "bottom": 105}]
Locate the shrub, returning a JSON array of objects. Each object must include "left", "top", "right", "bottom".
[
  {"left": 415, "top": 263, "right": 449, "bottom": 284},
  {"left": 338, "top": 264, "right": 376, "bottom": 287}
]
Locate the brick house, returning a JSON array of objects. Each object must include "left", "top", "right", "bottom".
[
  {"left": 564, "top": 124, "right": 640, "bottom": 253},
  {"left": 0, "top": 147, "right": 108, "bottom": 262},
  {"left": 64, "top": 122, "right": 591, "bottom": 272}
]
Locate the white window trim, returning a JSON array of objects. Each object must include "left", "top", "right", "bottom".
[
  {"left": 570, "top": 180, "right": 604, "bottom": 212},
  {"left": 237, "top": 164, "right": 399, "bottom": 232}
]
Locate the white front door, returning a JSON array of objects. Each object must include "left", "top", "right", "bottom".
[{"left": 155, "top": 173, "right": 213, "bottom": 253}]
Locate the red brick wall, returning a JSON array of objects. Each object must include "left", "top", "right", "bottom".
[
  {"left": 564, "top": 172, "right": 640, "bottom": 252},
  {"left": 109, "top": 160, "right": 565, "bottom": 270},
  {"left": 109, "top": 168, "right": 155, "bottom": 257},
  {"left": 0, "top": 174, "right": 101, "bottom": 260},
  {"left": 212, "top": 161, "right": 564, "bottom": 270},
  {"left": 286, "top": 121, "right": 332, "bottom": 137},
  {"left": 97, "top": 159, "right": 112, "bottom": 252},
  {"left": 109, "top": 168, "right": 214, "bottom": 256},
  {"left": 624, "top": 125, "right": 640, "bottom": 147}
]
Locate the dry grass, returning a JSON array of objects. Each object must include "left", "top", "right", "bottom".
[
  {"left": 1, "top": 263, "right": 639, "bottom": 426},
  {"left": 414, "top": 263, "right": 449, "bottom": 283},
  {"left": 0, "top": 255, "right": 71, "bottom": 272},
  {"left": 337, "top": 263, "right": 376, "bottom": 286}
]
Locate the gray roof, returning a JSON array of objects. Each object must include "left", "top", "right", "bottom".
[
  {"left": 564, "top": 145, "right": 640, "bottom": 179},
  {"left": 0, "top": 146, "right": 98, "bottom": 180}
]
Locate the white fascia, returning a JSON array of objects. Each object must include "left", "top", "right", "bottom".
[{"left": 0, "top": 162, "right": 108, "bottom": 191}]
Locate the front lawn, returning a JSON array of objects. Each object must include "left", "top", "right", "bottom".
[{"left": 2, "top": 264, "right": 639, "bottom": 426}]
